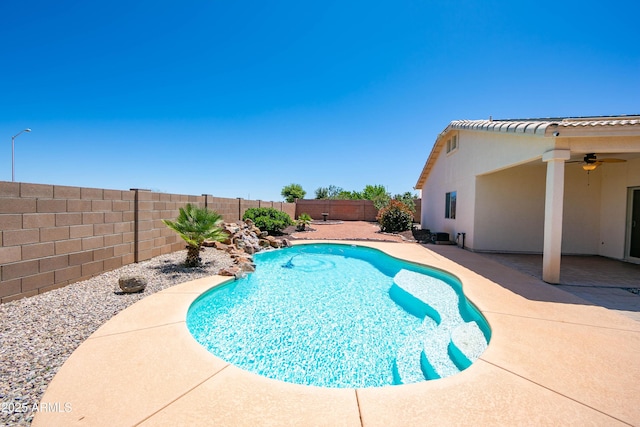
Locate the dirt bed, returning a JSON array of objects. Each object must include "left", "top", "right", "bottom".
[{"left": 277, "top": 221, "right": 422, "bottom": 243}]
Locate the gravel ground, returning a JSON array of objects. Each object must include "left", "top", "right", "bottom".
[
  {"left": 283, "top": 221, "right": 417, "bottom": 242},
  {"left": 0, "top": 247, "right": 234, "bottom": 426}
]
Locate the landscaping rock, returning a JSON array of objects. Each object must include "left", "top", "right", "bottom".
[
  {"left": 235, "top": 255, "right": 254, "bottom": 264},
  {"left": 213, "top": 241, "right": 229, "bottom": 250},
  {"left": 239, "top": 262, "right": 256, "bottom": 273},
  {"left": 259, "top": 239, "right": 271, "bottom": 248},
  {"left": 203, "top": 240, "right": 228, "bottom": 249},
  {"left": 218, "top": 266, "right": 241, "bottom": 277},
  {"left": 118, "top": 276, "right": 147, "bottom": 293}
]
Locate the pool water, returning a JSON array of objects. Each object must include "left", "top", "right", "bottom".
[{"left": 187, "top": 244, "right": 490, "bottom": 388}]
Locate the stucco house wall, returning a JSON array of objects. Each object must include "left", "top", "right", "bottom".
[
  {"left": 420, "top": 129, "right": 554, "bottom": 251},
  {"left": 416, "top": 117, "right": 640, "bottom": 272},
  {"left": 474, "top": 165, "right": 546, "bottom": 253},
  {"left": 561, "top": 164, "right": 602, "bottom": 254},
  {"left": 599, "top": 158, "right": 640, "bottom": 259}
]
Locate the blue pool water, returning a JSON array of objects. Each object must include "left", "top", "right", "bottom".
[{"left": 187, "top": 244, "right": 490, "bottom": 388}]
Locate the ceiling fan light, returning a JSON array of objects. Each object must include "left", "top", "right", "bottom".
[{"left": 582, "top": 163, "right": 597, "bottom": 171}]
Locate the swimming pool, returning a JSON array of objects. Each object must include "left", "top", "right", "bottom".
[{"left": 187, "top": 243, "right": 490, "bottom": 388}]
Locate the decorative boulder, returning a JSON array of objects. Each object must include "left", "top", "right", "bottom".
[
  {"left": 239, "top": 261, "right": 256, "bottom": 273},
  {"left": 119, "top": 276, "right": 147, "bottom": 293},
  {"left": 259, "top": 239, "right": 271, "bottom": 248},
  {"left": 213, "top": 241, "right": 229, "bottom": 251},
  {"left": 202, "top": 240, "right": 226, "bottom": 248},
  {"left": 218, "top": 266, "right": 241, "bottom": 277}
]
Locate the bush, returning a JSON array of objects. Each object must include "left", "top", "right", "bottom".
[
  {"left": 376, "top": 200, "right": 414, "bottom": 233},
  {"left": 296, "top": 213, "right": 312, "bottom": 231},
  {"left": 243, "top": 207, "right": 294, "bottom": 235},
  {"left": 393, "top": 192, "right": 417, "bottom": 213}
]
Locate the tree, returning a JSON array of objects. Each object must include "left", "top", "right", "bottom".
[
  {"left": 393, "top": 192, "right": 417, "bottom": 212},
  {"left": 296, "top": 213, "right": 313, "bottom": 231},
  {"left": 315, "top": 187, "right": 329, "bottom": 199},
  {"left": 162, "top": 204, "right": 227, "bottom": 267},
  {"left": 315, "top": 185, "right": 344, "bottom": 199},
  {"left": 336, "top": 190, "right": 361, "bottom": 200},
  {"left": 281, "top": 183, "right": 306, "bottom": 203},
  {"left": 362, "top": 184, "right": 391, "bottom": 209}
]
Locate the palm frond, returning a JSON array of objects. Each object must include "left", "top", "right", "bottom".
[{"left": 162, "top": 203, "right": 225, "bottom": 249}]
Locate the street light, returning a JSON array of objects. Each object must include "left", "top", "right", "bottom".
[{"left": 11, "top": 128, "right": 31, "bottom": 182}]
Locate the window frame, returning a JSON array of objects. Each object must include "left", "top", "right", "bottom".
[
  {"left": 445, "top": 191, "right": 457, "bottom": 219},
  {"left": 445, "top": 133, "right": 459, "bottom": 155}
]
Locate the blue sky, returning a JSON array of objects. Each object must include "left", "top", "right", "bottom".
[{"left": 1, "top": 1, "right": 638, "bottom": 201}]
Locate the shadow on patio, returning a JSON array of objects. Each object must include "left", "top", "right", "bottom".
[{"left": 424, "top": 244, "right": 640, "bottom": 322}]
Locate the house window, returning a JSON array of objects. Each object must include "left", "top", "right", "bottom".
[
  {"left": 446, "top": 134, "right": 458, "bottom": 154},
  {"left": 445, "top": 191, "right": 456, "bottom": 219}
]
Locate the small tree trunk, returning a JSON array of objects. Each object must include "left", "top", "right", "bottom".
[{"left": 185, "top": 245, "right": 202, "bottom": 267}]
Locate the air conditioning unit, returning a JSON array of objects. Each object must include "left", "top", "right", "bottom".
[
  {"left": 435, "top": 232, "right": 449, "bottom": 242},
  {"left": 429, "top": 232, "right": 451, "bottom": 244}
]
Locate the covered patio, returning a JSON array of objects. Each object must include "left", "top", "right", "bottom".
[{"left": 416, "top": 116, "right": 640, "bottom": 285}]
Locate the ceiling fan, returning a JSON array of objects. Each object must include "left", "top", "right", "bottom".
[{"left": 569, "top": 153, "right": 626, "bottom": 171}]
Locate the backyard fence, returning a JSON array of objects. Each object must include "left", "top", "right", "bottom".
[
  {"left": 0, "top": 181, "right": 294, "bottom": 303},
  {"left": 295, "top": 198, "right": 421, "bottom": 223}
]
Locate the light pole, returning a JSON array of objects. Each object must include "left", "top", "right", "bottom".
[{"left": 11, "top": 128, "right": 31, "bottom": 182}]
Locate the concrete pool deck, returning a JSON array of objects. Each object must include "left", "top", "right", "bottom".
[{"left": 34, "top": 241, "right": 640, "bottom": 426}]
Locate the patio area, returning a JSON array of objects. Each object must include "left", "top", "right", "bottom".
[
  {"left": 434, "top": 247, "right": 640, "bottom": 323},
  {"left": 33, "top": 236, "right": 640, "bottom": 426}
]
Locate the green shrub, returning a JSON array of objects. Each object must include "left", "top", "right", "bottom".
[
  {"left": 296, "top": 213, "right": 313, "bottom": 231},
  {"left": 376, "top": 200, "right": 414, "bottom": 233},
  {"left": 243, "top": 207, "right": 294, "bottom": 235},
  {"left": 162, "top": 203, "right": 226, "bottom": 267}
]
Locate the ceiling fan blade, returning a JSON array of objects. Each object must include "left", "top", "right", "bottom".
[{"left": 599, "top": 158, "right": 626, "bottom": 163}]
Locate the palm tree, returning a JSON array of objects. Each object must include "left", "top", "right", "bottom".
[
  {"left": 162, "top": 204, "right": 227, "bottom": 267},
  {"left": 296, "top": 213, "right": 313, "bottom": 231}
]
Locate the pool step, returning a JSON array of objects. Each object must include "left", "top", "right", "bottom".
[
  {"left": 420, "top": 316, "right": 460, "bottom": 379},
  {"left": 393, "top": 318, "right": 437, "bottom": 384},
  {"left": 392, "top": 269, "right": 487, "bottom": 380},
  {"left": 450, "top": 321, "right": 487, "bottom": 369},
  {"left": 393, "top": 269, "right": 460, "bottom": 323}
]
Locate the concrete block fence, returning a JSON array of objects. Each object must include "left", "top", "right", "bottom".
[
  {"left": 295, "top": 198, "right": 422, "bottom": 223},
  {"left": 0, "top": 181, "right": 294, "bottom": 303}
]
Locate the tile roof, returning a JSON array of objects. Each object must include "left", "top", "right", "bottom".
[
  {"left": 447, "top": 116, "right": 640, "bottom": 136},
  {"left": 415, "top": 115, "right": 640, "bottom": 189}
]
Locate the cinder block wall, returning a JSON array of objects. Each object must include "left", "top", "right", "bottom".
[
  {"left": 295, "top": 199, "right": 421, "bottom": 222},
  {"left": 200, "top": 197, "right": 295, "bottom": 222},
  {"left": 295, "top": 199, "right": 376, "bottom": 221},
  {"left": 0, "top": 182, "right": 136, "bottom": 303},
  {"left": 0, "top": 182, "right": 294, "bottom": 303}
]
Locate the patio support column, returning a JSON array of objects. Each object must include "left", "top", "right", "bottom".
[{"left": 541, "top": 149, "right": 570, "bottom": 284}]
